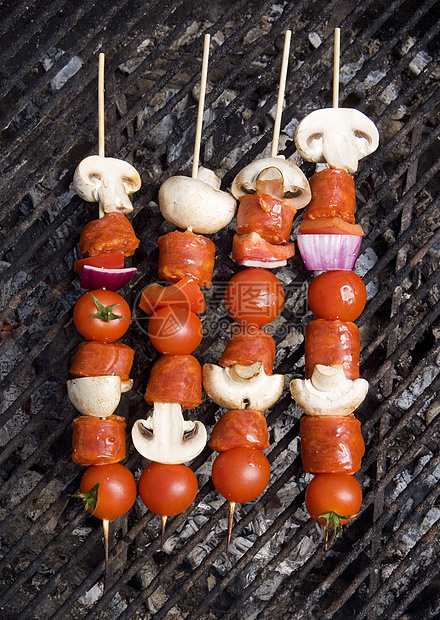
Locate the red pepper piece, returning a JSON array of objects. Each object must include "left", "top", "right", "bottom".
[
  {"left": 73, "top": 251, "right": 125, "bottom": 275},
  {"left": 139, "top": 276, "right": 206, "bottom": 315}
]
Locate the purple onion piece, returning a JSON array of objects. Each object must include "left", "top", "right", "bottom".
[
  {"left": 296, "top": 234, "right": 362, "bottom": 271},
  {"left": 80, "top": 265, "right": 137, "bottom": 290}
]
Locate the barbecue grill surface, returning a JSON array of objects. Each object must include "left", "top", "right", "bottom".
[{"left": 0, "top": 1, "right": 439, "bottom": 618}]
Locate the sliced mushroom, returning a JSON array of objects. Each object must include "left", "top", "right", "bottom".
[
  {"left": 230, "top": 156, "right": 311, "bottom": 210},
  {"left": 294, "top": 108, "right": 379, "bottom": 173},
  {"left": 131, "top": 402, "right": 207, "bottom": 464},
  {"left": 158, "top": 166, "right": 237, "bottom": 234},
  {"left": 67, "top": 375, "right": 123, "bottom": 418},
  {"left": 73, "top": 155, "right": 141, "bottom": 214},
  {"left": 290, "top": 364, "right": 369, "bottom": 416},
  {"left": 203, "top": 361, "right": 285, "bottom": 411}
]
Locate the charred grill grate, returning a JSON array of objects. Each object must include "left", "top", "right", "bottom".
[{"left": 0, "top": 0, "right": 439, "bottom": 618}]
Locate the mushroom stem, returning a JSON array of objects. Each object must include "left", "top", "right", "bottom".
[
  {"left": 227, "top": 501, "right": 236, "bottom": 551},
  {"left": 102, "top": 518, "right": 110, "bottom": 592},
  {"left": 161, "top": 515, "right": 168, "bottom": 550}
]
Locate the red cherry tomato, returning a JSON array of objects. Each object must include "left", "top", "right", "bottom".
[
  {"left": 138, "top": 462, "right": 198, "bottom": 516},
  {"left": 79, "top": 463, "right": 137, "bottom": 521},
  {"left": 147, "top": 306, "right": 203, "bottom": 354},
  {"left": 307, "top": 271, "right": 367, "bottom": 322},
  {"left": 305, "top": 473, "right": 362, "bottom": 524},
  {"left": 305, "top": 473, "right": 362, "bottom": 548},
  {"left": 212, "top": 447, "right": 271, "bottom": 503},
  {"left": 225, "top": 268, "right": 284, "bottom": 327},
  {"left": 73, "top": 289, "right": 131, "bottom": 342}
]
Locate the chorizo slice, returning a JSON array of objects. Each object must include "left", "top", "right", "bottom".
[
  {"left": 79, "top": 213, "right": 140, "bottom": 257},
  {"left": 158, "top": 229, "right": 216, "bottom": 287},
  {"left": 236, "top": 193, "right": 295, "bottom": 244},
  {"left": 209, "top": 408, "right": 269, "bottom": 452},
  {"left": 69, "top": 341, "right": 135, "bottom": 381},
  {"left": 305, "top": 319, "right": 360, "bottom": 380},
  {"left": 218, "top": 326, "right": 276, "bottom": 375},
  {"left": 72, "top": 415, "right": 127, "bottom": 466},
  {"left": 302, "top": 168, "right": 356, "bottom": 223},
  {"left": 144, "top": 354, "right": 202, "bottom": 410},
  {"left": 300, "top": 414, "right": 365, "bottom": 474}
]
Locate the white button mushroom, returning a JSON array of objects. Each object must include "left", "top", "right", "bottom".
[
  {"left": 294, "top": 108, "right": 379, "bottom": 173},
  {"left": 158, "top": 166, "right": 237, "bottom": 234},
  {"left": 131, "top": 402, "right": 207, "bottom": 464},
  {"left": 67, "top": 375, "right": 127, "bottom": 418},
  {"left": 230, "top": 156, "right": 312, "bottom": 211},
  {"left": 290, "top": 364, "right": 369, "bottom": 416},
  {"left": 202, "top": 361, "right": 285, "bottom": 411},
  {"left": 73, "top": 155, "right": 141, "bottom": 214}
]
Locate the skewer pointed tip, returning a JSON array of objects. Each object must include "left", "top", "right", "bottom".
[
  {"left": 227, "top": 501, "right": 236, "bottom": 551},
  {"left": 161, "top": 515, "right": 168, "bottom": 550}
]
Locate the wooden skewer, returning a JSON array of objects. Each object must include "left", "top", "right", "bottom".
[
  {"left": 227, "top": 501, "right": 236, "bottom": 551},
  {"left": 102, "top": 518, "right": 110, "bottom": 591},
  {"left": 192, "top": 33, "right": 210, "bottom": 180},
  {"left": 332, "top": 28, "right": 341, "bottom": 109},
  {"left": 271, "top": 29, "right": 292, "bottom": 158},
  {"left": 161, "top": 515, "right": 168, "bottom": 549},
  {"left": 98, "top": 53, "right": 106, "bottom": 218}
]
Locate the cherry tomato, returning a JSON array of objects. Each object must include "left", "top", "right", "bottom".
[
  {"left": 148, "top": 306, "right": 203, "bottom": 355},
  {"left": 212, "top": 447, "right": 271, "bottom": 503},
  {"left": 305, "top": 473, "right": 362, "bottom": 548},
  {"left": 79, "top": 463, "right": 137, "bottom": 521},
  {"left": 138, "top": 462, "right": 198, "bottom": 516},
  {"left": 224, "top": 268, "right": 284, "bottom": 327},
  {"left": 307, "top": 270, "right": 367, "bottom": 322},
  {"left": 73, "top": 289, "right": 131, "bottom": 342}
]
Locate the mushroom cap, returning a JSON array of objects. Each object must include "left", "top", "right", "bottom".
[
  {"left": 294, "top": 108, "right": 379, "bottom": 173},
  {"left": 231, "top": 156, "right": 311, "bottom": 210},
  {"left": 158, "top": 174, "right": 237, "bottom": 234},
  {"left": 203, "top": 362, "right": 285, "bottom": 411},
  {"left": 73, "top": 155, "right": 141, "bottom": 212},
  {"left": 67, "top": 375, "right": 122, "bottom": 417},
  {"left": 290, "top": 364, "right": 369, "bottom": 416}
]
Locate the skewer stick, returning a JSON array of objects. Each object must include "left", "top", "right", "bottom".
[
  {"left": 227, "top": 501, "right": 236, "bottom": 551},
  {"left": 332, "top": 28, "right": 341, "bottom": 109},
  {"left": 98, "top": 53, "right": 106, "bottom": 157},
  {"left": 102, "top": 518, "right": 110, "bottom": 591},
  {"left": 98, "top": 53, "right": 106, "bottom": 218},
  {"left": 192, "top": 33, "right": 210, "bottom": 180},
  {"left": 271, "top": 29, "right": 292, "bottom": 158},
  {"left": 161, "top": 515, "right": 168, "bottom": 550}
]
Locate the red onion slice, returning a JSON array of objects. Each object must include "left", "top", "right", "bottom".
[
  {"left": 80, "top": 265, "right": 137, "bottom": 290},
  {"left": 297, "top": 234, "right": 362, "bottom": 271}
]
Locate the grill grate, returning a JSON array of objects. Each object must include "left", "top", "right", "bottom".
[{"left": 0, "top": 0, "right": 439, "bottom": 618}]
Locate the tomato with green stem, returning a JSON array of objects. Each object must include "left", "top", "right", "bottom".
[
  {"left": 305, "top": 472, "right": 362, "bottom": 549},
  {"left": 224, "top": 268, "right": 284, "bottom": 328},
  {"left": 73, "top": 289, "right": 131, "bottom": 342},
  {"left": 78, "top": 463, "right": 137, "bottom": 521}
]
